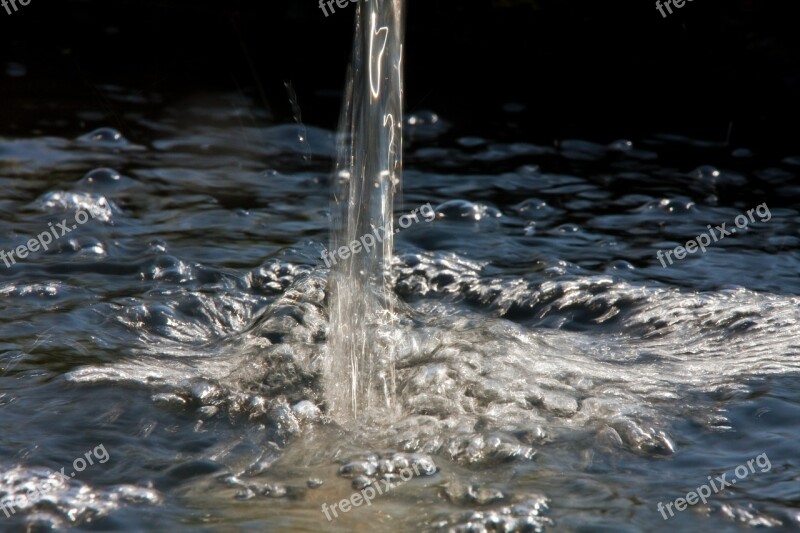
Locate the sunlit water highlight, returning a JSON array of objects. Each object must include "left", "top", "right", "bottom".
[{"left": 326, "top": 0, "right": 405, "bottom": 421}]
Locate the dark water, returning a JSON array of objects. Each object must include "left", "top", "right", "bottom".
[{"left": 2, "top": 80, "right": 800, "bottom": 532}]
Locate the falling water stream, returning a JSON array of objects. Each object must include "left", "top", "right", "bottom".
[{"left": 326, "top": 0, "right": 405, "bottom": 422}]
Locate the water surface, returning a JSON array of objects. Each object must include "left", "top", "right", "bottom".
[{"left": 1, "top": 78, "right": 800, "bottom": 531}]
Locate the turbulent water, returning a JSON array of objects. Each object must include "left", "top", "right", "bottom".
[{"left": 2, "top": 73, "right": 800, "bottom": 533}]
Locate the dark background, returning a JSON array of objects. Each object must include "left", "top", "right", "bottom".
[{"left": 1, "top": 0, "right": 799, "bottom": 149}]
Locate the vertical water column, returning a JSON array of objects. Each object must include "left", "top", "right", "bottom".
[{"left": 326, "top": 0, "right": 404, "bottom": 422}]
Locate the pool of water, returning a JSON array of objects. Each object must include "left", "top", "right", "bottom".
[{"left": 2, "top": 65, "right": 800, "bottom": 532}]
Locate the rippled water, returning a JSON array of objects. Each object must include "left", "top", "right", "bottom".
[{"left": 2, "top": 81, "right": 800, "bottom": 531}]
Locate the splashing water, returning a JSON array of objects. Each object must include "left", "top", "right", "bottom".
[{"left": 325, "top": 0, "right": 405, "bottom": 422}]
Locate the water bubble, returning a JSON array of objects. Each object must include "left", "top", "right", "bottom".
[
  {"left": 338, "top": 461, "right": 377, "bottom": 478},
  {"left": 436, "top": 200, "right": 501, "bottom": 222},
  {"left": 235, "top": 488, "right": 256, "bottom": 500},
  {"left": 515, "top": 198, "right": 556, "bottom": 221},
  {"left": 140, "top": 255, "right": 194, "bottom": 283},
  {"left": 555, "top": 223, "right": 581, "bottom": 233},
  {"left": 78, "top": 168, "right": 135, "bottom": 192},
  {"left": 609, "top": 260, "right": 634, "bottom": 271},
  {"left": 78, "top": 127, "right": 128, "bottom": 147},
  {"left": 71, "top": 237, "right": 106, "bottom": 258},
  {"left": 83, "top": 168, "right": 120, "bottom": 185}
]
